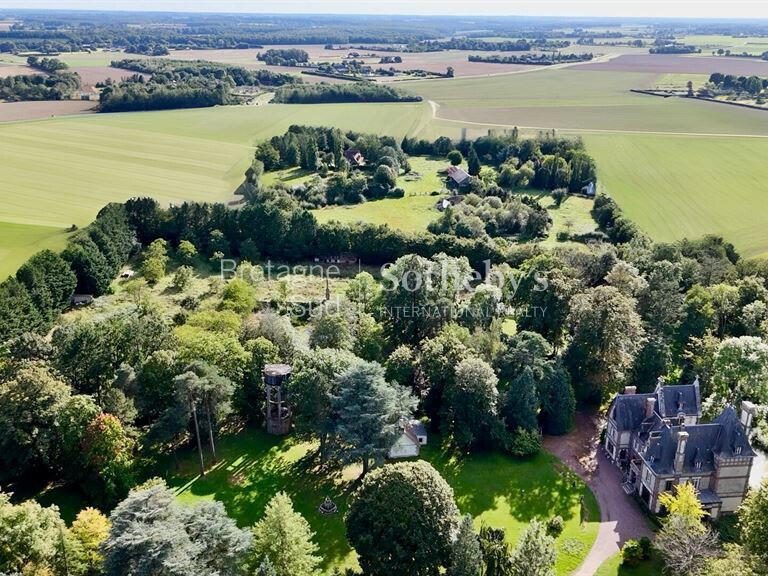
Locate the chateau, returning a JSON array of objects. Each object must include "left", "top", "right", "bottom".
[{"left": 605, "top": 379, "right": 756, "bottom": 518}]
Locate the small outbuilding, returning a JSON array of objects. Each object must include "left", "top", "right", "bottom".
[
  {"left": 70, "top": 294, "right": 94, "bottom": 307},
  {"left": 388, "top": 419, "right": 428, "bottom": 459},
  {"left": 446, "top": 166, "right": 470, "bottom": 187},
  {"left": 581, "top": 181, "right": 596, "bottom": 197}
]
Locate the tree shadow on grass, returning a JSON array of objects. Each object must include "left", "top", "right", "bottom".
[{"left": 164, "top": 430, "right": 355, "bottom": 571}]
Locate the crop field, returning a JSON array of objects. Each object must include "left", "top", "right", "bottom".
[
  {"left": 0, "top": 102, "right": 430, "bottom": 278},
  {"left": 585, "top": 132, "right": 768, "bottom": 258},
  {"left": 579, "top": 53, "right": 768, "bottom": 76}
]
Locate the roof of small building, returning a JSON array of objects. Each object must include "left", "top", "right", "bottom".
[
  {"left": 263, "top": 363, "right": 292, "bottom": 377},
  {"left": 446, "top": 165, "right": 470, "bottom": 184},
  {"left": 407, "top": 419, "right": 427, "bottom": 438}
]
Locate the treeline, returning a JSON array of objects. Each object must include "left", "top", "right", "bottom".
[
  {"left": 98, "top": 59, "right": 298, "bottom": 112},
  {"left": 112, "top": 58, "right": 298, "bottom": 87},
  {"left": 414, "top": 37, "right": 571, "bottom": 52},
  {"left": 257, "top": 48, "right": 310, "bottom": 66},
  {"left": 0, "top": 71, "right": 81, "bottom": 101},
  {"left": 468, "top": 52, "right": 594, "bottom": 65},
  {"left": 649, "top": 43, "right": 700, "bottom": 54},
  {"left": 99, "top": 81, "right": 228, "bottom": 113},
  {"left": 402, "top": 129, "right": 597, "bottom": 193},
  {"left": 272, "top": 82, "right": 422, "bottom": 104},
  {"left": 708, "top": 72, "right": 767, "bottom": 95},
  {"left": 0, "top": 204, "right": 135, "bottom": 342},
  {"left": 26, "top": 55, "right": 68, "bottom": 72}
]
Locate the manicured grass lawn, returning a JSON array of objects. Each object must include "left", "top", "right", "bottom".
[
  {"left": 595, "top": 552, "right": 664, "bottom": 576},
  {"left": 0, "top": 101, "right": 431, "bottom": 278},
  {"left": 159, "top": 429, "right": 599, "bottom": 575},
  {"left": 585, "top": 132, "right": 768, "bottom": 258}
]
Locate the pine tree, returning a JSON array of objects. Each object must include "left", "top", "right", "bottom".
[
  {"left": 467, "top": 145, "right": 481, "bottom": 176},
  {"left": 248, "top": 492, "right": 321, "bottom": 576},
  {"left": 257, "top": 557, "right": 278, "bottom": 576},
  {"left": 509, "top": 519, "right": 556, "bottom": 576},
  {"left": 448, "top": 514, "right": 483, "bottom": 576}
]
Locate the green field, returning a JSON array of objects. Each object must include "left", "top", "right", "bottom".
[
  {"left": 585, "top": 133, "right": 768, "bottom": 258},
  {"left": 163, "top": 429, "right": 599, "bottom": 575},
  {"left": 0, "top": 102, "right": 430, "bottom": 278},
  {"left": 594, "top": 552, "right": 664, "bottom": 576}
]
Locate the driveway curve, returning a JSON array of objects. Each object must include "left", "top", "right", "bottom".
[{"left": 543, "top": 411, "right": 654, "bottom": 576}]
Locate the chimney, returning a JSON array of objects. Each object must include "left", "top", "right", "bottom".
[
  {"left": 741, "top": 401, "right": 757, "bottom": 432},
  {"left": 624, "top": 385, "right": 637, "bottom": 395},
  {"left": 674, "top": 430, "right": 689, "bottom": 474},
  {"left": 645, "top": 397, "right": 656, "bottom": 419}
]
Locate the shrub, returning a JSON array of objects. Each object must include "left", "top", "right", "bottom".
[
  {"left": 621, "top": 538, "right": 652, "bottom": 566},
  {"left": 505, "top": 428, "right": 542, "bottom": 457},
  {"left": 546, "top": 515, "right": 564, "bottom": 537}
]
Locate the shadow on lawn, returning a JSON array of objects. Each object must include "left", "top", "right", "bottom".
[
  {"left": 421, "top": 437, "right": 590, "bottom": 525},
  {"left": 163, "top": 431, "right": 354, "bottom": 570}
]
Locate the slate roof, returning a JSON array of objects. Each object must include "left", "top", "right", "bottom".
[
  {"left": 639, "top": 407, "right": 754, "bottom": 476},
  {"left": 609, "top": 379, "right": 700, "bottom": 432}
]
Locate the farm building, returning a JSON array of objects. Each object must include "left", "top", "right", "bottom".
[
  {"left": 435, "top": 195, "right": 463, "bottom": 211},
  {"left": 388, "top": 419, "right": 428, "bottom": 459},
  {"left": 446, "top": 166, "right": 470, "bottom": 187}
]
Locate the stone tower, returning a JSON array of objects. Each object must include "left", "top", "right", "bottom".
[{"left": 263, "top": 363, "right": 292, "bottom": 435}]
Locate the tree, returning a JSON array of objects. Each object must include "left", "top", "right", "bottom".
[
  {"left": 104, "top": 482, "right": 250, "bottom": 576},
  {"left": 57, "top": 394, "right": 101, "bottom": 478},
  {"left": 0, "top": 491, "right": 67, "bottom": 575},
  {"left": 345, "top": 271, "right": 381, "bottom": 313},
  {"left": 247, "top": 492, "right": 320, "bottom": 576},
  {"left": 70, "top": 507, "right": 111, "bottom": 576},
  {"left": 385, "top": 344, "right": 415, "bottom": 388},
  {"left": 0, "top": 277, "right": 44, "bottom": 342},
  {"left": 712, "top": 336, "right": 768, "bottom": 404},
  {"left": 655, "top": 514, "right": 718, "bottom": 576},
  {"left": 479, "top": 525, "right": 512, "bottom": 576},
  {"left": 739, "top": 477, "right": 768, "bottom": 564},
  {"left": 567, "top": 151, "right": 596, "bottom": 193},
  {"left": 172, "top": 265, "right": 193, "bottom": 291},
  {"left": 346, "top": 461, "right": 459, "bottom": 576},
  {"left": 444, "top": 357, "right": 500, "bottom": 451},
  {"left": 81, "top": 413, "right": 135, "bottom": 505},
  {"left": 16, "top": 249, "right": 77, "bottom": 324},
  {"left": 286, "top": 347, "right": 359, "bottom": 456},
  {"left": 538, "top": 365, "right": 575, "bottom": 435},
  {"left": 638, "top": 259, "right": 683, "bottom": 336},
  {"left": 564, "top": 286, "right": 645, "bottom": 402},
  {"left": 172, "top": 362, "right": 234, "bottom": 473},
  {"left": 309, "top": 307, "right": 354, "bottom": 350},
  {"left": 0, "top": 360, "right": 71, "bottom": 481},
  {"left": 467, "top": 145, "right": 481, "bottom": 176},
  {"left": 502, "top": 367, "right": 539, "bottom": 433},
  {"left": 219, "top": 278, "right": 256, "bottom": 315},
  {"left": 509, "top": 519, "right": 557, "bottom": 576},
  {"left": 659, "top": 483, "right": 706, "bottom": 522},
  {"left": 142, "top": 239, "right": 169, "bottom": 284},
  {"left": 448, "top": 514, "right": 483, "bottom": 576},
  {"left": 331, "top": 361, "right": 416, "bottom": 476},
  {"left": 177, "top": 239, "right": 198, "bottom": 264},
  {"left": 448, "top": 149, "right": 463, "bottom": 166},
  {"left": 707, "top": 544, "right": 758, "bottom": 576}
]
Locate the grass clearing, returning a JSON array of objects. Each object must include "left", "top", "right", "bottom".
[
  {"left": 160, "top": 429, "right": 599, "bottom": 575},
  {"left": 312, "top": 156, "right": 449, "bottom": 232},
  {"left": 585, "top": 132, "right": 768, "bottom": 258}
]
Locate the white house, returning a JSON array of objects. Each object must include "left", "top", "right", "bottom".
[{"left": 388, "top": 420, "right": 428, "bottom": 459}]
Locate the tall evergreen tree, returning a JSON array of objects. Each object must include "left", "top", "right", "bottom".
[
  {"left": 247, "top": 492, "right": 320, "bottom": 576},
  {"left": 502, "top": 367, "right": 539, "bottom": 433},
  {"left": 509, "top": 519, "right": 557, "bottom": 576},
  {"left": 467, "top": 145, "right": 481, "bottom": 176},
  {"left": 448, "top": 514, "right": 483, "bottom": 576}
]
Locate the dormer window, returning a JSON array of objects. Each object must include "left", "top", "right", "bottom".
[
  {"left": 735, "top": 446, "right": 742, "bottom": 455},
  {"left": 695, "top": 461, "right": 702, "bottom": 470}
]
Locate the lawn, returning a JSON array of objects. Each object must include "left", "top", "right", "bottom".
[
  {"left": 584, "top": 132, "right": 768, "bottom": 258},
  {"left": 159, "top": 429, "right": 599, "bottom": 575},
  {"left": 0, "top": 101, "right": 431, "bottom": 278},
  {"left": 595, "top": 552, "right": 664, "bottom": 576},
  {"left": 312, "top": 156, "right": 448, "bottom": 232},
  {"left": 0, "top": 221, "right": 73, "bottom": 279}
]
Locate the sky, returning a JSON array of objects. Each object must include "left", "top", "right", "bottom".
[{"left": 2, "top": 0, "right": 768, "bottom": 20}]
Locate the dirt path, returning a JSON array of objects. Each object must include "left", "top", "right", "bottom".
[{"left": 544, "top": 411, "right": 654, "bottom": 576}]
